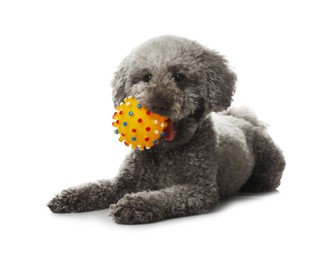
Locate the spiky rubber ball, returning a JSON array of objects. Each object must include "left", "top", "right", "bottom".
[{"left": 112, "top": 96, "right": 168, "bottom": 150}]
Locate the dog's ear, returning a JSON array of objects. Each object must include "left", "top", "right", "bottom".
[
  {"left": 201, "top": 49, "right": 237, "bottom": 111},
  {"left": 111, "top": 58, "right": 128, "bottom": 107}
]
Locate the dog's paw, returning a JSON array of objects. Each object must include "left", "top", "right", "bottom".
[
  {"left": 48, "top": 184, "right": 103, "bottom": 213},
  {"left": 110, "top": 194, "right": 161, "bottom": 224},
  {"left": 48, "top": 188, "right": 85, "bottom": 213}
]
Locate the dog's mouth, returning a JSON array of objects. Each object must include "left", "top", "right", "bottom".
[{"left": 164, "top": 118, "right": 176, "bottom": 142}]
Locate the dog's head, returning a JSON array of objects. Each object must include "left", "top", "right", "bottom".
[{"left": 112, "top": 36, "right": 236, "bottom": 149}]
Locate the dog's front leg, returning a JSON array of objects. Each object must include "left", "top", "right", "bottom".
[
  {"left": 48, "top": 155, "right": 147, "bottom": 213},
  {"left": 110, "top": 183, "right": 219, "bottom": 224},
  {"left": 48, "top": 179, "right": 125, "bottom": 213}
]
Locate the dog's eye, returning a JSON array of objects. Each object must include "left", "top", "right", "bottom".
[
  {"left": 142, "top": 74, "right": 152, "bottom": 83},
  {"left": 173, "top": 73, "right": 185, "bottom": 82}
]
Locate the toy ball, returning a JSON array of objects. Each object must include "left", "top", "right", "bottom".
[{"left": 112, "top": 96, "right": 168, "bottom": 150}]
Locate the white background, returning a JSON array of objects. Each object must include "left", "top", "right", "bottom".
[{"left": 1, "top": 0, "right": 331, "bottom": 259}]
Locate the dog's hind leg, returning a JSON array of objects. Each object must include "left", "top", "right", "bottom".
[{"left": 240, "top": 131, "right": 286, "bottom": 192}]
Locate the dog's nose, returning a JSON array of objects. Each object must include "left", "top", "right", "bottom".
[{"left": 149, "top": 100, "right": 170, "bottom": 116}]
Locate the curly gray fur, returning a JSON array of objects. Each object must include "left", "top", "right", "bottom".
[{"left": 48, "top": 36, "right": 285, "bottom": 224}]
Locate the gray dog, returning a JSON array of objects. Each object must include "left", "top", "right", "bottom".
[{"left": 48, "top": 36, "right": 285, "bottom": 224}]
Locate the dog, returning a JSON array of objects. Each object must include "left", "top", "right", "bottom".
[{"left": 48, "top": 36, "right": 286, "bottom": 224}]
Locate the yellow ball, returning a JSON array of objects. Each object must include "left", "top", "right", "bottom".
[{"left": 112, "top": 96, "right": 168, "bottom": 150}]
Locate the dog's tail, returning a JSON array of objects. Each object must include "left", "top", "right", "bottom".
[{"left": 224, "top": 106, "right": 267, "bottom": 129}]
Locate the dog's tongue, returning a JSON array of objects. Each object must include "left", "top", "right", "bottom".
[{"left": 164, "top": 118, "right": 175, "bottom": 141}]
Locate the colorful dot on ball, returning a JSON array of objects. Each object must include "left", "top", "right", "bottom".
[
  {"left": 146, "top": 127, "right": 151, "bottom": 132},
  {"left": 129, "top": 111, "right": 133, "bottom": 116},
  {"left": 138, "top": 118, "right": 143, "bottom": 123},
  {"left": 132, "top": 137, "right": 136, "bottom": 141},
  {"left": 123, "top": 122, "right": 127, "bottom": 126},
  {"left": 153, "top": 140, "right": 158, "bottom": 145},
  {"left": 137, "top": 104, "right": 142, "bottom": 109},
  {"left": 114, "top": 129, "right": 119, "bottom": 134},
  {"left": 161, "top": 132, "right": 166, "bottom": 137}
]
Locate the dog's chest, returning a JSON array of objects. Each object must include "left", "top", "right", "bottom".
[
  {"left": 138, "top": 143, "right": 216, "bottom": 187},
  {"left": 158, "top": 150, "right": 204, "bottom": 185},
  {"left": 133, "top": 117, "right": 218, "bottom": 186}
]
